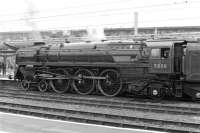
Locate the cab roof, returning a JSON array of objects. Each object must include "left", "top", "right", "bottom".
[{"left": 146, "top": 40, "right": 186, "bottom": 48}]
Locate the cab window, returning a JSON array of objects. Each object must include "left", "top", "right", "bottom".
[
  {"left": 151, "top": 48, "right": 170, "bottom": 59},
  {"left": 161, "top": 48, "right": 170, "bottom": 58},
  {"left": 151, "top": 49, "right": 160, "bottom": 58}
]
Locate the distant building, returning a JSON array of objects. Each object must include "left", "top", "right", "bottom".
[{"left": 0, "top": 26, "right": 200, "bottom": 42}]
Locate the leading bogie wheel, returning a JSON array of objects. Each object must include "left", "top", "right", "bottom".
[
  {"left": 97, "top": 69, "right": 122, "bottom": 97},
  {"left": 72, "top": 68, "right": 95, "bottom": 95},
  {"left": 20, "top": 80, "right": 31, "bottom": 91},
  {"left": 38, "top": 79, "right": 49, "bottom": 92},
  {"left": 49, "top": 69, "right": 70, "bottom": 93}
]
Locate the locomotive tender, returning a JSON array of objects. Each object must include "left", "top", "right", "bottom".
[{"left": 14, "top": 40, "right": 200, "bottom": 100}]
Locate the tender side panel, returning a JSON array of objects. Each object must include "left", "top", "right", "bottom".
[{"left": 185, "top": 51, "right": 200, "bottom": 81}]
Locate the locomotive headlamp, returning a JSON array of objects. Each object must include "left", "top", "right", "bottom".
[
  {"left": 196, "top": 93, "right": 200, "bottom": 98},
  {"left": 153, "top": 89, "right": 158, "bottom": 95}
]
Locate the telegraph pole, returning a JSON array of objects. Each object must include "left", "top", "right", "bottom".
[
  {"left": 154, "top": 27, "right": 158, "bottom": 39},
  {"left": 134, "top": 12, "right": 138, "bottom": 36}
]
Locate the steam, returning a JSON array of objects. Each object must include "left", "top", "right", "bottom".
[
  {"left": 24, "top": 0, "right": 42, "bottom": 41},
  {"left": 86, "top": 26, "right": 105, "bottom": 42}
]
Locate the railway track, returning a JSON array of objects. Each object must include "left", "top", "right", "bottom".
[
  {"left": 0, "top": 101, "right": 200, "bottom": 133},
  {"left": 0, "top": 83, "right": 200, "bottom": 132},
  {"left": 0, "top": 88, "right": 200, "bottom": 116}
]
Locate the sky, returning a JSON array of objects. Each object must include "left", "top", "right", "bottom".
[{"left": 0, "top": 0, "right": 200, "bottom": 31}]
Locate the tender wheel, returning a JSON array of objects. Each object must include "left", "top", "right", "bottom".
[
  {"left": 97, "top": 69, "right": 122, "bottom": 97},
  {"left": 38, "top": 79, "right": 49, "bottom": 92},
  {"left": 147, "top": 83, "right": 165, "bottom": 100},
  {"left": 49, "top": 69, "right": 70, "bottom": 93},
  {"left": 72, "top": 68, "right": 95, "bottom": 95},
  {"left": 20, "top": 80, "right": 31, "bottom": 91}
]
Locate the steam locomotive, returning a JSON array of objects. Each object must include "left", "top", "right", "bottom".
[{"left": 14, "top": 40, "right": 200, "bottom": 100}]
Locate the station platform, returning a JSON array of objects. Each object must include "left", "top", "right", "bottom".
[
  {"left": 0, "top": 112, "right": 165, "bottom": 133},
  {"left": 0, "top": 77, "right": 11, "bottom": 80},
  {"left": 0, "top": 78, "right": 16, "bottom": 86}
]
